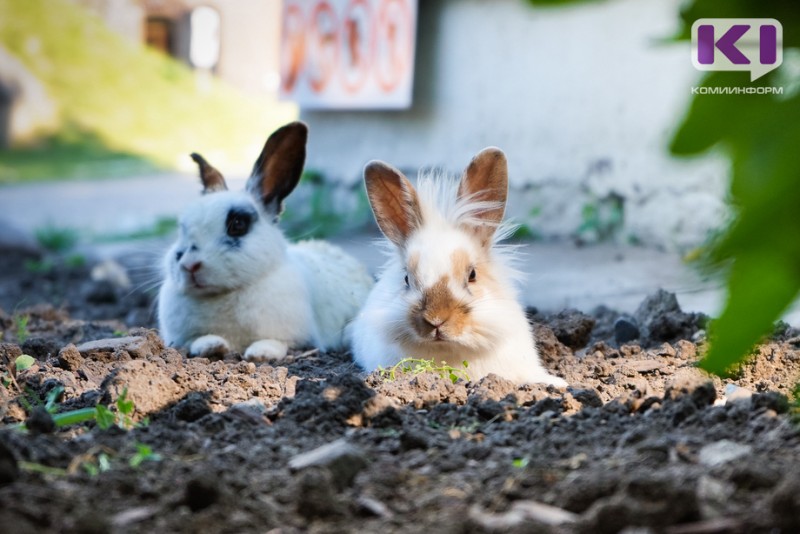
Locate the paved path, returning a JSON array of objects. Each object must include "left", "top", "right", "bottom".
[{"left": 1, "top": 174, "right": 797, "bottom": 323}]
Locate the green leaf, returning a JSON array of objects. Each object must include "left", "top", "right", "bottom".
[
  {"left": 52, "top": 407, "right": 99, "bottom": 428},
  {"left": 669, "top": 0, "right": 800, "bottom": 376},
  {"left": 116, "top": 388, "right": 134, "bottom": 416},
  {"left": 83, "top": 462, "right": 99, "bottom": 477},
  {"left": 512, "top": 457, "right": 529, "bottom": 469},
  {"left": 95, "top": 405, "right": 115, "bottom": 430},
  {"left": 44, "top": 386, "right": 64, "bottom": 413},
  {"left": 701, "top": 252, "right": 799, "bottom": 375},
  {"left": 18, "top": 461, "right": 67, "bottom": 476},
  {"left": 129, "top": 443, "right": 161, "bottom": 468},
  {"left": 98, "top": 453, "right": 111, "bottom": 472},
  {"left": 14, "top": 354, "right": 35, "bottom": 372}
]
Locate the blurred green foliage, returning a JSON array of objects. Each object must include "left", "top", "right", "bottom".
[
  {"left": 282, "top": 173, "right": 373, "bottom": 239},
  {"left": 0, "top": 125, "right": 159, "bottom": 183},
  {"left": 34, "top": 224, "right": 79, "bottom": 252},
  {"left": 527, "top": 0, "right": 800, "bottom": 376},
  {"left": 671, "top": 0, "right": 800, "bottom": 375},
  {"left": 0, "top": 0, "right": 295, "bottom": 181}
]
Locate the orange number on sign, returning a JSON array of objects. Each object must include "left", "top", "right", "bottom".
[{"left": 308, "top": 1, "right": 339, "bottom": 93}]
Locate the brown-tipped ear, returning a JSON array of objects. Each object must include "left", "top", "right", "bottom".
[
  {"left": 191, "top": 153, "right": 228, "bottom": 193},
  {"left": 246, "top": 121, "right": 307, "bottom": 216},
  {"left": 457, "top": 147, "right": 508, "bottom": 241},
  {"left": 364, "top": 161, "right": 422, "bottom": 247}
]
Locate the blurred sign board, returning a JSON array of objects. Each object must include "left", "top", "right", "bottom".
[
  {"left": 280, "top": 0, "right": 418, "bottom": 109},
  {"left": 189, "top": 6, "right": 221, "bottom": 69}
]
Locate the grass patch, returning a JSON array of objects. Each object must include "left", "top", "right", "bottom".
[
  {"left": 0, "top": 125, "right": 160, "bottom": 183},
  {"left": 35, "top": 223, "right": 79, "bottom": 252},
  {"left": 93, "top": 216, "right": 178, "bottom": 243},
  {"left": 0, "top": 0, "right": 296, "bottom": 182},
  {"left": 379, "top": 358, "right": 470, "bottom": 384}
]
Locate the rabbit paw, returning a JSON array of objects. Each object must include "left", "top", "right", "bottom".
[
  {"left": 541, "top": 373, "right": 568, "bottom": 388},
  {"left": 189, "top": 335, "right": 231, "bottom": 359},
  {"left": 243, "top": 339, "right": 289, "bottom": 362}
]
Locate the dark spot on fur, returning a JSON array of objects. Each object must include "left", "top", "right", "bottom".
[{"left": 224, "top": 207, "right": 258, "bottom": 247}]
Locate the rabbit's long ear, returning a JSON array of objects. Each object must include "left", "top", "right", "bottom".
[
  {"left": 457, "top": 147, "right": 508, "bottom": 243},
  {"left": 191, "top": 153, "right": 228, "bottom": 193},
  {"left": 364, "top": 161, "right": 422, "bottom": 247},
  {"left": 247, "top": 121, "right": 308, "bottom": 216}
]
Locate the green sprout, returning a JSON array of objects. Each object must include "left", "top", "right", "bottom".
[
  {"left": 11, "top": 386, "right": 144, "bottom": 432},
  {"left": 14, "top": 314, "right": 30, "bottom": 344},
  {"left": 96, "top": 388, "right": 137, "bottom": 430},
  {"left": 129, "top": 443, "right": 162, "bottom": 468}
]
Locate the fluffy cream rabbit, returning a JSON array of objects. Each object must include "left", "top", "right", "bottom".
[
  {"left": 158, "top": 122, "right": 373, "bottom": 361},
  {"left": 350, "top": 147, "right": 566, "bottom": 386}
]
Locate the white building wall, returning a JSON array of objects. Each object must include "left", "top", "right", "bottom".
[{"left": 301, "top": 0, "right": 729, "bottom": 250}]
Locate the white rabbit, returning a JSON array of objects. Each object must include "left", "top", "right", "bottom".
[
  {"left": 350, "top": 148, "right": 567, "bottom": 386},
  {"left": 158, "top": 122, "right": 373, "bottom": 361}
]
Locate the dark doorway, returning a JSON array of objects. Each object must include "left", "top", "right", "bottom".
[{"left": 145, "top": 17, "right": 175, "bottom": 56}]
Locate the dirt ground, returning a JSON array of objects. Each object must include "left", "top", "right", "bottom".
[{"left": 1, "top": 250, "right": 799, "bottom": 534}]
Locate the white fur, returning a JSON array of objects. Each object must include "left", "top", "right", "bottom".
[
  {"left": 158, "top": 190, "right": 373, "bottom": 360},
  {"left": 351, "top": 173, "right": 566, "bottom": 386}
]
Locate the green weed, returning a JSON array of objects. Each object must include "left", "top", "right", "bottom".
[
  {"left": 129, "top": 443, "right": 162, "bottom": 468},
  {"left": 379, "top": 358, "right": 470, "bottom": 384},
  {"left": 95, "top": 388, "right": 137, "bottom": 430},
  {"left": 65, "top": 254, "right": 86, "bottom": 268},
  {"left": 511, "top": 206, "right": 543, "bottom": 241},
  {"left": 18, "top": 461, "right": 68, "bottom": 476},
  {"left": 576, "top": 194, "right": 625, "bottom": 243},
  {"left": 23, "top": 259, "right": 55, "bottom": 274},
  {"left": 283, "top": 176, "right": 373, "bottom": 239},
  {"left": 82, "top": 452, "right": 112, "bottom": 476},
  {"left": 11, "top": 386, "right": 144, "bottom": 432},
  {"left": 35, "top": 225, "right": 79, "bottom": 252},
  {"left": 93, "top": 216, "right": 178, "bottom": 243},
  {"left": 791, "top": 384, "right": 800, "bottom": 424},
  {"left": 14, "top": 314, "right": 30, "bottom": 344}
]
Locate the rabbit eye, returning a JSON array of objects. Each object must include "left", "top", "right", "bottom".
[
  {"left": 468, "top": 268, "right": 477, "bottom": 283},
  {"left": 226, "top": 209, "right": 254, "bottom": 238},
  {"left": 404, "top": 274, "right": 409, "bottom": 287}
]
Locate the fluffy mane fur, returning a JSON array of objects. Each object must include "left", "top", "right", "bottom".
[{"left": 386, "top": 171, "right": 524, "bottom": 283}]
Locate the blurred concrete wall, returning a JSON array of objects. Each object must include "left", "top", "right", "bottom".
[{"left": 302, "top": 0, "right": 728, "bottom": 251}]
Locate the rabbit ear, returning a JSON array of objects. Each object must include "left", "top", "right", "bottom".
[
  {"left": 190, "top": 153, "right": 228, "bottom": 193},
  {"left": 364, "top": 161, "right": 422, "bottom": 247},
  {"left": 457, "top": 147, "right": 508, "bottom": 241},
  {"left": 247, "top": 121, "right": 308, "bottom": 216}
]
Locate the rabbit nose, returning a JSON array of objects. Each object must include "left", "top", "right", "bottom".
[
  {"left": 423, "top": 316, "right": 445, "bottom": 329},
  {"left": 182, "top": 261, "right": 202, "bottom": 273}
]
